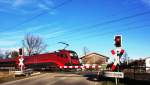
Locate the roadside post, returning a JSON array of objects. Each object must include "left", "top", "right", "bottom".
[
  {"left": 19, "top": 48, "right": 24, "bottom": 72},
  {"left": 110, "top": 35, "right": 125, "bottom": 84}
]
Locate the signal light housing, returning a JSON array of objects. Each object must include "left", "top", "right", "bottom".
[
  {"left": 19, "top": 48, "right": 23, "bottom": 55},
  {"left": 114, "top": 35, "right": 121, "bottom": 47}
]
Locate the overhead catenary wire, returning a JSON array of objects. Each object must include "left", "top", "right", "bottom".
[
  {"left": 2, "top": 0, "right": 149, "bottom": 46},
  {"left": 2, "top": 0, "right": 73, "bottom": 31},
  {"left": 46, "top": 23, "right": 150, "bottom": 48},
  {"left": 69, "top": 23, "right": 150, "bottom": 42},
  {"left": 46, "top": 10, "right": 150, "bottom": 41},
  {"left": 2, "top": 0, "right": 144, "bottom": 39}
]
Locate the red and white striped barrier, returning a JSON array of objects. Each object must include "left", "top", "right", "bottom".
[{"left": 59, "top": 65, "right": 101, "bottom": 69}]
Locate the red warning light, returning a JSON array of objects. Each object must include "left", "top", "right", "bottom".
[{"left": 114, "top": 35, "right": 121, "bottom": 47}]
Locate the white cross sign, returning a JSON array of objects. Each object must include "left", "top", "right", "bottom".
[{"left": 19, "top": 57, "right": 24, "bottom": 66}]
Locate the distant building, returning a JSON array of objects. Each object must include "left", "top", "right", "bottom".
[
  {"left": 128, "top": 57, "right": 150, "bottom": 72},
  {"left": 80, "top": 53, "right": 109, "bottom": 66},
  {"left": 145, "top": 57, "right": 150, "bottom": 72}
]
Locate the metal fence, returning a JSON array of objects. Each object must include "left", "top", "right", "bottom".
[{"left": 123, "top": 66, "right": 150, "bottom": 80}]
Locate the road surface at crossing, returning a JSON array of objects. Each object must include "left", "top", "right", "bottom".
[{"left": 0, "top": 72, "right": 105, "bottom": 85}]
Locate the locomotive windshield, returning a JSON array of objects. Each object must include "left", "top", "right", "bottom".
[{"left": 70, "top": 51, "right": 78, "bottom": 59}]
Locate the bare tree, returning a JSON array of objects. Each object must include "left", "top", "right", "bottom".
[
  {"left": 0, "top": 49, "right": 4, "bottom": 59},
  {"left": 11, "top": 51, "right": 19, "bottom": 58},
  {"left": 5, "top": 50, "right": 11, "bottom": 58},
  {"left": 23, "top": 34, "right": 47, "bottom": 56}
]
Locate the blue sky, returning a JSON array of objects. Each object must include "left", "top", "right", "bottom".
[{"left": 0, "top": 0, "right": 150, "bottom": 60}]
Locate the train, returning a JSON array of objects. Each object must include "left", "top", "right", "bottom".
[{"left": 0, "top": 49, "right": 80, "bottom": 71}]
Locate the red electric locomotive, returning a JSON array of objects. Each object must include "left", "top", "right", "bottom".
[{"left": 0, "top": 49, "right": 80, "bottom": 70}]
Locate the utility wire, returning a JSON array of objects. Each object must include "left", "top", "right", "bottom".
[
  {"left": 38, "top": 2, "right": 142, "bottom": 41},
  {"left": 69, "top": 10, "right": 150, "bottom": 33},
  {"left": 67, "top": 23, "right": 150, "bottom": 42},
  {"left": 3, "top": 0, "right": 73, "bottom": 31},
  {"left": 46, "top": 10, "right": 150, "bottom": 40},
  {"left": 46, "top": 21, "right": 137, "bottom": 40},
  {"left": 4, "top": 0, "right": 147, "bottom": 44}
]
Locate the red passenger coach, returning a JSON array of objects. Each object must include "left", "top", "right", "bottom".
[{"left": 0, "top": 49, "right": 80, "bottom": 70}]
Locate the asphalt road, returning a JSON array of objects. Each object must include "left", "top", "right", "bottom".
[{"left": 1, "top": 72, "right": 104, "bottom": 85}]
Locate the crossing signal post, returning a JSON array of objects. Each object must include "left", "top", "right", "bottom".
[
  {"left": 18, "top": 48, "right": 24, "bottom": 72},
  {"left": 111, "top": 35, "right": 125, "bottom": 84}
]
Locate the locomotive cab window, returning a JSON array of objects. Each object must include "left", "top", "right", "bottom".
[
  {"left": 70, "top": 51, "right": 78, "bottom": 59},
  {"left": 60, "top": 54, "right": 67, "bottom": 58}
]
